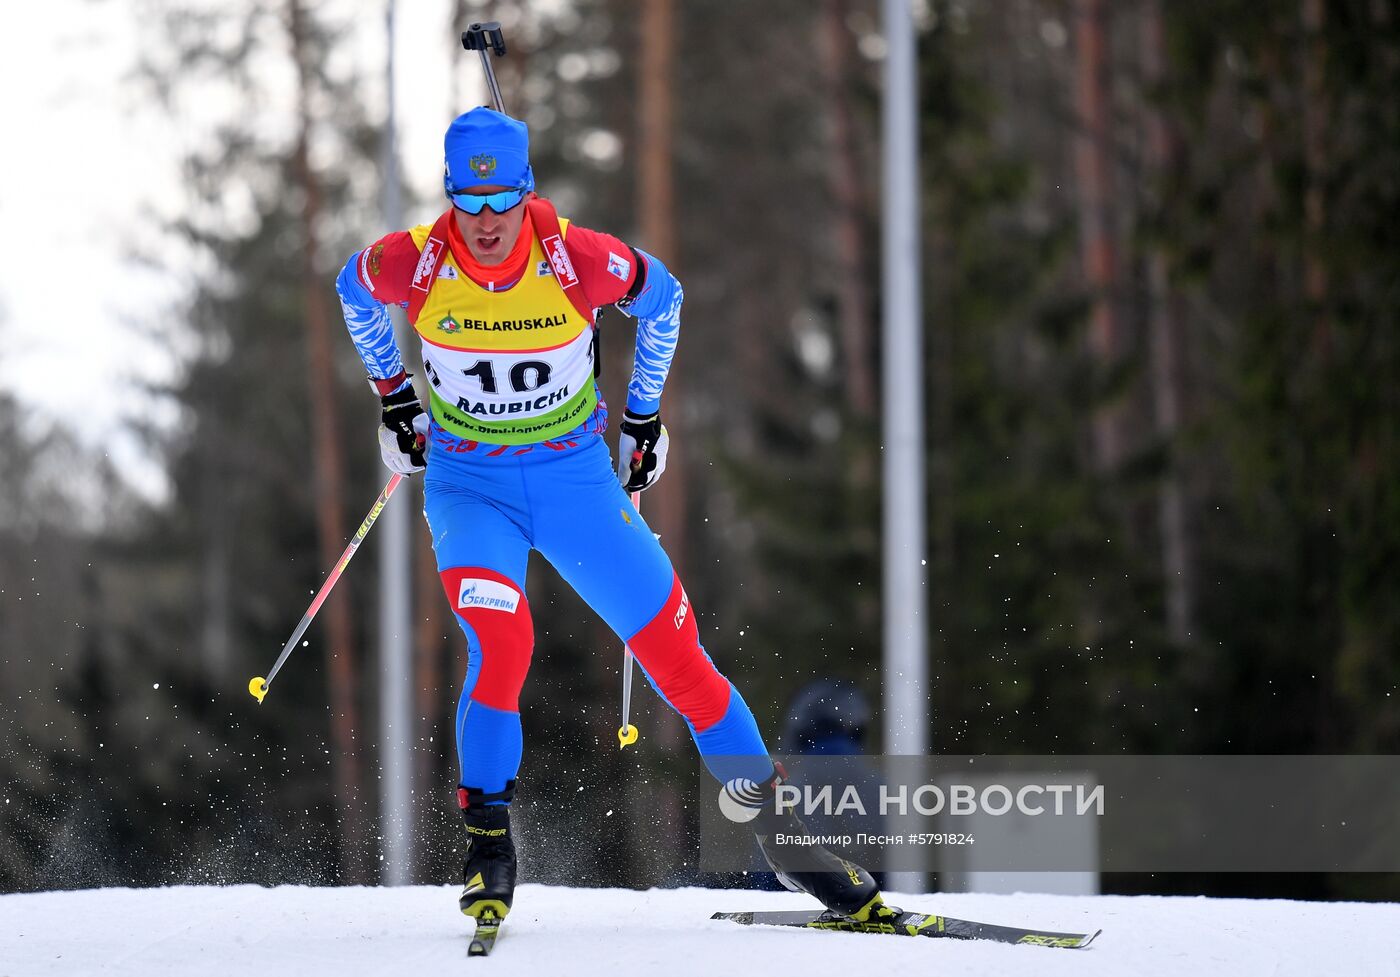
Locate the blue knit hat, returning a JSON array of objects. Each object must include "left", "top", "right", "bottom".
[{"left": 443, "top": 107, "right": 535, "bottom": 194}]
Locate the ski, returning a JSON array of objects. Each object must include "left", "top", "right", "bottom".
[
  {"left": 467, "top": 909, "right": 503, "bottom": 957},
  {"left": 711, "top": 908, "right": 1100, "bottom": 949}
]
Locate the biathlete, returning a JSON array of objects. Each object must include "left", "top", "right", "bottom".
[{"left": 335, "top": 107, "right": 884, "bottom": 924}]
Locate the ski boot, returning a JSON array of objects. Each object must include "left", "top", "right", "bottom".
[
  {"left": 751, "top": 764, "right": 892, "bottom": 922},
  {"left": 457, "top": 782, "right": 517, "bottom": 921}
]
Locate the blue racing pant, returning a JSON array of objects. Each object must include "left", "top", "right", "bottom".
[{"left": 422, "top": 424, "right": 772, "bottom": 801}]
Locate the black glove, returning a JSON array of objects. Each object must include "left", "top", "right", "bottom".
[
  {"left": 615, "top": 410, "right": 670, "bottom": 492},
  {"left": 376, "top": 376, "right": 427, "bottom": 473}
]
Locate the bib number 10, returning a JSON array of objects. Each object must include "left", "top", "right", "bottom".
[{"left": 460, "top": 359, "right": 553, "bottom": 394}]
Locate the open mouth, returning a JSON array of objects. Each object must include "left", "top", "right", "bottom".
[{"left": 477, "top": 236, "right": 502, "bottom": 251}]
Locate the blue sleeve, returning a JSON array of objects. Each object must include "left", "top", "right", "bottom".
[
  {"left": 616, "top": 249, "right": 682, "bottom": 416},
  {"left": 335, "top": 252, "right": 407, "bottom": 383}
]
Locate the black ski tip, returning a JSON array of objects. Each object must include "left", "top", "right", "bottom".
[
  {"left": 1035, "top": 927, "right": 1101, "bottom": 949},
  {"left": 467, "top": 927, "right": 500, "bottom": 957}
]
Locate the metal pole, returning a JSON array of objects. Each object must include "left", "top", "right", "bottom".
[
  {"left": 248, "top": 474, "right": 405, "bottom": 704},
  {"left": 474, "top": 45, "right": 505, "bottom": 113},
  {"left": 617, "top": 491, "right": 642, "bottom": 749},
  {"left": 881, "top": 0, "right": 929, "bottom": 893},
  {"left": 378, "top": 0, "right": 414, "bottom": 887}
]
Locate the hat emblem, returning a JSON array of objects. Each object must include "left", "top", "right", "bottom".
[{"left": 471, "top": 154, "right": 497, "bottom": 179}]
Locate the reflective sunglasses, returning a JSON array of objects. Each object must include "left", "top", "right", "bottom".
[{"left": 449, "top": 187, "right": 527, "bottom": 215}]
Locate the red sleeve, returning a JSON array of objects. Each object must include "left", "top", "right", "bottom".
[
  {"left": 562, "top": 223, "right": 639, "bottom": 307},
  {"left": 353, "top": 230, "right": 422, "bottom": 306}
]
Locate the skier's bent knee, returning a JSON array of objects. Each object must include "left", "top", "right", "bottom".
[{"left": 441, "top": 566, "right": 533, "bottom": 711}]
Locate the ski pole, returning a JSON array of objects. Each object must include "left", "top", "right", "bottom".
[
  {"left": 248, "top": 473, "right": 405, "bottom": 703},
  {"left": 617, "top": 487, "right": 643, "bottom": 749},
  {"left": 461, "top": 22, "right": 508, "bottom": 113}
]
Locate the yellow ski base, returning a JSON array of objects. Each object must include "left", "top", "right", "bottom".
[{"left": 461, "top": 898, "right": 510, "bottom": 920}]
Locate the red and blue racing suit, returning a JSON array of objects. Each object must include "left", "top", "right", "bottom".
[{"left": 335, "top": 203, "right": 773, "bottom": 802}]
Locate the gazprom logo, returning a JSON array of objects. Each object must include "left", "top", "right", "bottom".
[{"left": 457, "top": 578, "right": 520, "bottom": 613}]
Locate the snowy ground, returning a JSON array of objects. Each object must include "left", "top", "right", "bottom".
[{"left": 2, "top": 883, "right": 1398, "bottom": 976}]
